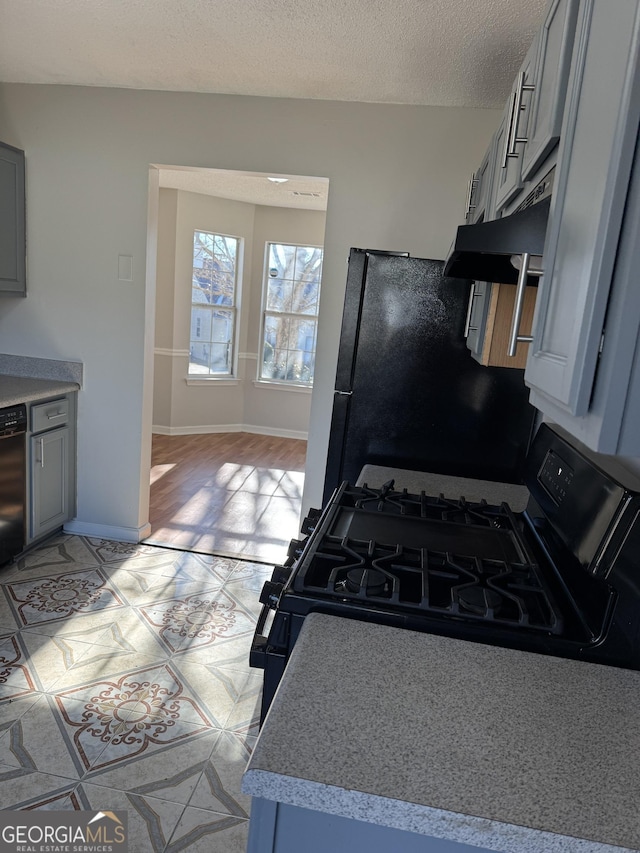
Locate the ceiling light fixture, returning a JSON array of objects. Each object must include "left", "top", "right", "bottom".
[{"left": 267, "top": 177, "right": 289, "bottom": 183}]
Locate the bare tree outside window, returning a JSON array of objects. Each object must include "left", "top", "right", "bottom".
[
  {"left": 261, "top": 243, "right": 323, "bottom": 385},
  {"left": 189, "top": 231, "right": 240, "bottom": 376}
]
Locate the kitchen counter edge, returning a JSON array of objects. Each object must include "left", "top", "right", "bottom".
[
  {"left": 242, "top": 614, "right": 640, "bottom": 853},
  {"left": 0, "top": 376, "right": 81, "bottom": 408}
]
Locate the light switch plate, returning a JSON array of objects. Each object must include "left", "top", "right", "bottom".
[{"left": 118, "top": 255, "right": 133, "bottom": 282}]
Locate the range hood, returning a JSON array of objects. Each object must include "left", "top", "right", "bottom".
[{"left": 444, "top": 185, "right": 552, "bottom": 285}]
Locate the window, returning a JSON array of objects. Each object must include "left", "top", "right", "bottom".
[
  {"left": 260, "top": 243, "right": 323, "bottom": 386},
  {"left": 189, "top": 230, "right": 240, "bottom": 376}
]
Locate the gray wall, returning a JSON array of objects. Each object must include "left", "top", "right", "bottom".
[
  {"left": 0, "top": 82, "right": 500, "bottom": 539},
  {"left": 152, "top": 188, "right": 325, "bottom": 437}
]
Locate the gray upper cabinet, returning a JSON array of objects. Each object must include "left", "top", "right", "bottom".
[
  {"left": 467, "top": 135, "right": 498, "bottom": 225},
  {"left": 493, "top": 36, "right": 539, "bottom": 213},
  {"left": 526, "top": 0, "right": 640, "bottom": 454},
  {"left": 521, "top": 0, "right": 579, "bottom": 181},
  {"left": 0, "top": 141, "right": 26, "bottom": 296}
]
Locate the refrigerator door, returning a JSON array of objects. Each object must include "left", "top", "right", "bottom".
[{"left": 323, "top": 251, "right": 536, "bottom": 503}]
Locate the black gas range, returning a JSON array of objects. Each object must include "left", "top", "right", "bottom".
[{"left": 251, "top": 423, "right": 640, "bottom": 724}]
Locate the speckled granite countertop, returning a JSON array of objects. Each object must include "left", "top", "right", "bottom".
[
  {"left": 243, "top": 614, "right": 640, "bottom": 853},
  {"left": 0, "top": 375, "right": 80, "bottom": 407},
  {"left": 357, "top": 464, "right": 530, "bottom": 512},
  {"left": 0, "top": 354, "right": 82, "bottom": 406}
]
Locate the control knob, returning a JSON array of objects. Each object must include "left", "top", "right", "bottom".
[
  {"left": 271, "top": 564, "right": 292, "bottom": 585},
  {"left": 259, "top": 580, "right": 284, "bottom": 609},
  {"left": 301, "top": 507, "right": 322, "bottom": 536},
  {"left": 287, "top": 538, "right": 305, "bottom": 560}
]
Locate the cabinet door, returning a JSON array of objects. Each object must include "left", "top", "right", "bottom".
[
  {"left": 525, "top": 0, "right": 640, "bottom": 417},
  {"left": 0, "top": 141, "right": 26, "bottom": 295},
  {"left": 469, "top": 136, "right": 497, "bottom": 224},
  {"left": 31, "top": 427, "right": 69, "bottom": 540},
  {"left": 465, "top": 282, "right": 490, "bottom": 358},
  {"left": 494, "top": 37, "right": 539, "bottom": 213},
  {"left": 521, "top": 0, "right": 579, "bottom": 181}
]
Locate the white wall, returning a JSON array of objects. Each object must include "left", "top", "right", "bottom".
[
  {"left": 243, "top": 204, "right": 327, "bottom": 435},
  {"left": 154, "top": 188, "right": 254, "bottom": 432},
  {"left": 152, "top": 188, "right": 325, "bottom": 437},
  {"left": 0, "top": 83, "right": 500, "bottom": 539}
]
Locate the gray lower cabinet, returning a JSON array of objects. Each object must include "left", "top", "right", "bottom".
[
  {"left": 525, "top": 0, "right": 640, "bottom": 454},
  {"left": 247, "top": 798, "right": 491, "bottom": 853},
  {"left": 465, "top": 281, "right": 490, "bottom": 359},
  {"left": 28, "top": 395, "right": 76, "bottom": 543},
  {"left": 0, "top": 140, "right": 26, "bottom": 296}
]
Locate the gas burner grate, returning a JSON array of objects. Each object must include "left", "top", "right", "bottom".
[
  {"left": 349, "top": 482, "right": 513, "bottom": 528},
  {"left": 295, "top": 535, "right": 563, "bottom": 634}
]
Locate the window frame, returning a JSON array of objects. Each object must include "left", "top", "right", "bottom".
[
  {"left": 258, "top": 241, "right": 323, "bottom": 388},
  {"left": 188, "top": 229, "right": 242, "bottom": 380}
]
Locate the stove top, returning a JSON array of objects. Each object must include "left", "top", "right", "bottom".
[
  {"left": 292, "top": 482, "right": 564, "bottom": 634},
  {"left": 254, "top": 427, "right": 640, "bottom": 725}
]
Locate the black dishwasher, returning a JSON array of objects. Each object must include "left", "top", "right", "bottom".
[{"left": 0, "top": 403, "right": 27, "bottom": 566}]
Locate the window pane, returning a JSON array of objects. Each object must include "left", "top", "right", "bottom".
[
  {"left": 189, "top": 342, "right": 210, "bottom": 373},
  {"left": 262, "top": 315, "right": 289, "bottom": 379},
  {"left": 264, "top": 314, "right": 291, "bottom": 350},
  {"left": 285, "top": 349, "right": 314, "bottom": 384},
  {"left": 266, "top": 279, "right": 293, "bottom": 312},
  {"left": 211, "top": 270, "right": 235, "bottom": 306},
  {"left": 191, "top": 306, "right": 213, "bottom": 341},
  {"left": 189, "top": 308, "right": 235, "bottom": 375},
  {"left": 261, "top": 243, "right": 323, "bottom": 386},
  {"left": 214, "top": 234, "right": 236, "bottom": 262},
  {"left": 269, "top": 244, "right": 296, "bottom": 278},
  {"left": 208, "top": 342, "right": 231, "bottom": 374},
  {"left": 211, "top": 309, "right": 234, "bottom": 343},
  {"left": 189, "top": 229, "right": 240, "bottom": 377},
  {"left": 260, "top": 316, "right": 318, "bottom": 383},
  {"left": 291, "top": 279, "right": 318, "bottom": 315},
  {"left": 294, "top": 246, "right": 323, "bottom": 282},
  {"left": 193, "top": 231, "right": 213, "bottom": 264}
]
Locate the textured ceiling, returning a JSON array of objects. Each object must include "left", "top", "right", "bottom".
[
  {"left": 158, "top": 166, "right": 329, "bottom": 210},
  {"left": 0, "top": 0, "right": 546, "bottom": 108}
]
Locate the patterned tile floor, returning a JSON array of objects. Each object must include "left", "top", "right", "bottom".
[{"left": 0, "top": 533, "right": 270, "bottom": 851}]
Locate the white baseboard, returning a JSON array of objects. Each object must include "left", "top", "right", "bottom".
[
  {"left": 151, "top": 423, "right": 308, "bottom": 440},
  {"left": 64, "top": 520, "right": 153, "bottom": 543}
]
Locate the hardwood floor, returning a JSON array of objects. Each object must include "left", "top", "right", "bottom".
[{"left": 146, "top": 432, "right": 308, "bottom": 563}]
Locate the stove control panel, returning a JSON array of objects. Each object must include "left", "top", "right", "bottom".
[{"left": 539, "top": 450, "right": 574, "bottom": 506}]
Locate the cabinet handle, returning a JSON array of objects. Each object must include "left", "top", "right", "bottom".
[
  {"left": 507, "top": 253, "right": 542, "bottom": 357},
  {"left": 507, "top": 71, "right": 536, "bottom": 158},
  {"left": 464, "top": 283, "right": 476, "bottom": 337},
  {"left": 39, "top": 437, "right": 45, "bottom": 468},
  {"left": 501, "top": 90, "right": 518, "bottom": 169},
  {"left": 47, "top": 412, "right": 66, "bottom": 420},
  {"left": 464, "top": 177, "right": 478, "bottom": 220}
]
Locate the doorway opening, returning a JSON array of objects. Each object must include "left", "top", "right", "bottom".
[{"left": 145, "top": 165, "right": 329, "bottom": 563}]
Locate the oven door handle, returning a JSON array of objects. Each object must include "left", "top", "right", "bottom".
[{"left": 249, "top": 603, "right": 272, "bottom": 669}]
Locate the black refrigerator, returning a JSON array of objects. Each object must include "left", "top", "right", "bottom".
[{"left": 323, "top": 249, "right": 537, "bottom": 504}]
